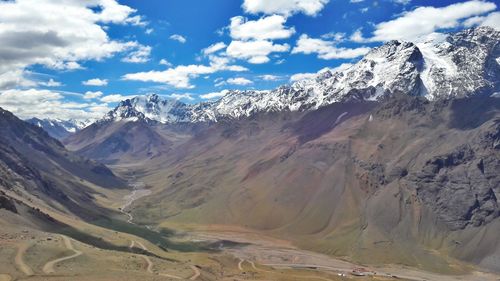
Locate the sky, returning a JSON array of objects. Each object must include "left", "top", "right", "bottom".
[{"left": 0, "top": 0, "right": 498, "bottom": 121}]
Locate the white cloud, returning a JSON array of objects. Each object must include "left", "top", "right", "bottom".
[
  {"left": 200, "top": 89, "right": 229, "bottom": 99},
  {"left": 227, "top": 77, "right": 253, "bottom": 85},
  {"left": 202, "top": 42, "right": 227, "bottom": 56},
  {"left": 242, "top": 0, "right": 330, "bottom": 16},
  {"left": 290, "top": 63, "right": 353, "bottom": 82},
  {"left": 292, "top": 34, "right": 370, "bottom": 59},
  {"left": 226, "top": 40, "right": 290, "bottom": 64},
  {"left": 159, "top": 59, "right": 173, "bottom": 67},
  {"left": 122, "top": 44, "right": 151, "bottom": 63},
  {"left": 259, "top": 75, "right": 282, "bottom": 81},
  {"left": 0, "top": 88, "right": 109, "bottom": 120},
  {"left": 290, "top": 72, "right": 317, "bottom": 82},
  {"left": 350, "top": 0, "right": 364, "bottom": 3},
  {"left": 480, "top": 12, "right": 500, "bottom": 29},
  {"left": 123, "top": 51, "right": 248, "bottom": 89},
  {"left": 369, "top": 1, "right": 497, "bottom": 41},
  {"left": 83, "top": 91, "right": 103, "bottom": 100},
  {"left": 39, "top": 78, "right": 62, "bottom": 87},
  {"left": 0, "top": 70, "right": 37, "bottom": 89},
  {"left": 122, "top": 42, "right": 151, "bottom": 63},
  {"left": 96, "top": 0, "right": 146, "bottom": 26},
  {"left": 207, "top": 55, "right": 249, "bottom": 72},
  {"left": 321, "top": 32, "right": 345, "bottom": 41},
  {"left": 229, "top": 15, "right": 295, "bottom": 41},
  {"left": 350, "top": 28, "right": 367, "bottom": 43},
  {"left": 393, "top": 0, "right": 411, "bottom": 5},
  {"left": 170, "top": 34, "right": 187, "bottom": 43},
  {"left": 123, "top": 65, "right": 218, "bottom": 89},
  {"left": 83, "top": 78, "right": 108, "bottom": 86},
  {"left": 100, "top": 94, "right": 136, "bottom": 103},
  {"left": 168, "top": 93, "right": 194, "bottom": 101},
  {"left": 0, "top": 0, "right": 147, "bottom": 90},
  {"left": 463, "top": 12, "right": 500, "bottom": 29}
]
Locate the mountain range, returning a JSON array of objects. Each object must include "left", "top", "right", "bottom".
[
  {"left": 1, "top": 26, "right": 499, "bottom": 277},
  {"left": 26, "top": 117, "right": 90, "bottom": 140},
  {"left": 98, "top": 27, "right": 499, "bottom": 125},
  {"left": 59, "top": 27, "right": 500, "bottom": 273}
]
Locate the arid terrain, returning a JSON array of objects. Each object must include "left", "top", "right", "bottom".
[{"left": 0, "top": 15, "right": 499, "bottom": 281}]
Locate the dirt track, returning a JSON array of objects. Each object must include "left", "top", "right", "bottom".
[
  {"left": 190, "top": 230, "right": 500, "bottom": 281},
  {"left": 14, "top": 243, "right": 33, "bottom": 276},
  {"left": 42, "top": 235, "right": 82, "bottom": 274}
]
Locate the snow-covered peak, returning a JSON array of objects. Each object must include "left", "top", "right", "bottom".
[
  {"left": 99, "top": 27, "right": 499, "bottom": 125},
  {"left": 26, "top": 117, "right": 91, "bottom": 139}
]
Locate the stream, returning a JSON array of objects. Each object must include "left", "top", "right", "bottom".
[{"left": 120, "top": 182, "right": 151, "bottom": 224}]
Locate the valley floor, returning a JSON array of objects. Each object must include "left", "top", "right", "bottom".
[{"left": 1, "top": 170, "right": 499, "bottom": 281}]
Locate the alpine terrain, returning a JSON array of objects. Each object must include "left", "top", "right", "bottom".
[{"left": 0, "top": 2, "right": 499, "bottom": 280}]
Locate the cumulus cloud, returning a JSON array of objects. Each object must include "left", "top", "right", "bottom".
[
  {"left": 0, "top": 88, "right": 110, "bottom": 120},
  {"left": 227, "top": 77, "right": 253, "bottom": 85},
  {"left": 259, "top": 75, "right": 283, "bottom": 81},
  {"left": 122, "top": 44, "right": 151, "bottom": 63},
  {"left": 321, "top": 32, "right": 346, "bottom": 41},
  {"left": 226, "top": 40, "right": 290, "bottom": 64},
  {"left": 350, "top": 28, "right": 367, "bottom": 43},
  {"left": 123, "top": 48, "right": 248, "bottom": 89},
  {"left": 369, "top": 0, "right": 497, "bottom": 42},
  {"left": 242, "top": 0, "right": 330, "bottom": 16},
  {"left": 170, "top": 34, "right": 187, "bottom": 43},
  {"left": 122, "top": 58, "right": 244, "bottom": 90},
  {"left": 202, "top": 42, "right": 227, "bottom": 56},
  {"left": 39, "top": 78, "right": 62, "bottom": 87},
  {"left": 200, "top": 89, "right": 229, "bottom": 99},
  {"left": 463, "top": 11, "right": 500, "bottom": 29},
  {"left": 292, "top": 34, "right": 370, "bottom": 59},
  {"left": 83, "top": 78, "right": 108, "bottom": 86},
  {"left": 100, "top": 94, "right": 136, "bottom": 103},
  {"left": 168, "top": 93, "right": 194, "bottom": 101},
  {"left": 0, "top": 0, "right": 148, "bottom": 90},
  {"left": 123, "top": 65, "right": 215, "bottom": 89},
  {"left": 83, "top": 91, "right": 104, "bottom": 100},
  {"left": 159, "top": 59, "right": 173, "bottom": 67},
  {"left": 230, "top": 15, "right": 295, "bottom": 41}
]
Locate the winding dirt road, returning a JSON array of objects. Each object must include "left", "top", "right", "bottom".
[
  {"left": 242, "top": 260, "right": 333, "bottom": 281},
  {"left": 134, "top": 241, "right": 154, "bottom": 274},
  {"left": 42, "top": 235, "right": 82, "bottom": 274},
  {"left": 237, "top": 258, "right": 244, "bottom": 271},
  {"left": 14, "top": 243, "right": 33, "bottom": 276},
  {"left": 189, "top": 265, "right": 200, "bottom": 280},
  {"left": 122, "top": 184, "right": 199, "bottom": 280},
  {"left": 131, "top": 240, "right": 194, "bottom": 280}
]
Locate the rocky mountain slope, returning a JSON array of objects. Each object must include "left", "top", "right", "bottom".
[
  {"left": 26, "top": 117, "right": 90, "bottom": 140},
  {"left": 99, "top": 27, "right": 498, "bottom": 125},
  {"left": 61, "top": 26, "right": 500, "bottom": 273},
  {"left": 119, "top": 95, "right": 500, "bottom": 273},
  {"left": 0, "top": 107, "right": 124, "bottom": 221}
]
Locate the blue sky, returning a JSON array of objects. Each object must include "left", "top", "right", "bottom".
[{"left": 0, "top": 0, "right": 498, "bottom": 120}]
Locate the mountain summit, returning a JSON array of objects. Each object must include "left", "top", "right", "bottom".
[{"left": 102, "top": 27, "right": 499, "bottom": 125}]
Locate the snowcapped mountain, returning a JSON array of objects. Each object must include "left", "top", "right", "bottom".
[
  {"left": 26, "top": 117, "right": 91, "bottom": 139},
  {"left": 103, "top": 27, "right": 499, "bottom": 124}
]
